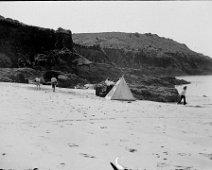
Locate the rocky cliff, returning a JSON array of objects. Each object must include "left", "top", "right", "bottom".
[
  {"left": 73, "top": 32, "right": 212, "bottom": 76},
  {"left": 0, "top": 15, "right": 73, "bottom": 68},
  {"left": 0, "top": 15, "right": 195, "bottom": 102}
]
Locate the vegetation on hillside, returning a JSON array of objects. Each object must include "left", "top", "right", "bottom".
[{"left": 73, "top": 32, "right": 212, "bottom": 75}]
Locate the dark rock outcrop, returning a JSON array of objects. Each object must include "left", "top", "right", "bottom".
[
  {"left": 55, "top": 27, "right": 73, "bottom": 51},
  {"left": 42, "top": 70, "right": 88, "bottom": 88},
  {"left": 0, "top": 15, "right": 73, "bottom": 68},
  {"left": 33, "top": 48, "right": 92, "bottom": 71},
  {"left": 0, "top": 67, "right": 89, "bottom": 89},
  {"left": 130, "top": 85, "right": 179, "bottom": 102},
  {"left": 0, "top": 68, "right": 40, "bottom": 83}
]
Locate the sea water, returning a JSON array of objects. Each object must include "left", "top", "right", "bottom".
[{"left": 175, "top": 75, "right": 212, "bottom": 106}]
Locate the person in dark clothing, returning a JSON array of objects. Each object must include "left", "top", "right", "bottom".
[{"left": 51, "top": 77, "right": 58, "bottom": 92}]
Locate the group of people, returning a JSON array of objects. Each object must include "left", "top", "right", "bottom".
[
  {"left": 34, "top": 76, "right": 188, "bottom": 104},
  {"left": 34, "top": 76, "right": 58, "bottom": 92}
]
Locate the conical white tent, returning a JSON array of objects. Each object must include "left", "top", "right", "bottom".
[{"left": 105, "top": 76, "right": 136, "bottom": 101}]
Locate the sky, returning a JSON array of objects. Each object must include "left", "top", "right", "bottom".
[{"left": 0, "top": 1, "right": 212, "bottom": 58}]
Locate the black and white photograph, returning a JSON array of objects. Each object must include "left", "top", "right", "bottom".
[{"left": 0, "top": 1, "right": 212, "bottom": 170}]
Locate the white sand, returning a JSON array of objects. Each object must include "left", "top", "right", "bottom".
[{"left": 0, "top": 82, "right": 212, "bottom": 170}]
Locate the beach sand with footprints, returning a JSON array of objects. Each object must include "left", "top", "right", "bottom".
[{"left": 0, "top": 82, "right": 212, "bottom": 170}]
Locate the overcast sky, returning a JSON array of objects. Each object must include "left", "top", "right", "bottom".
[{"left": 0, "top": 1, "right": 212, "bottom": 58}]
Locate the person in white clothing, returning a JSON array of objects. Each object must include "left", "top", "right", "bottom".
[
  {"left": 105, "top": 78, "right": 115, "bottom": 86},
  {"left": 178, "top": 86, "right": 187, "bottom": 105},
  {"left": 105, "top": 78, "right": 115, "bottom": 94}
]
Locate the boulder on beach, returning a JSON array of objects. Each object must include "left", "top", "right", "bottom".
[{"left": 130, "top": 84, "right": 179, "bottom": 102}]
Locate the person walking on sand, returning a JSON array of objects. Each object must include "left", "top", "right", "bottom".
[
  {"left": 35, "top": 77, "right": 41, "bottom": 90},
  {"left": 51, "top": 76, "right": 58, "bottom": 92},
  {"left": 178, "top": 86, "right": 187, "bottom": 105}
]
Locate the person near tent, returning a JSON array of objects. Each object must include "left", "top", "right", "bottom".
[
  {"left": 105, "top": 78, "right": 115, "bottom": 94},
  {"left": 177, "top": 86, "right": 187, "bottom": 105},
  {"left": 35, "top": 77, "right": 41, "bottom": 90},
  {"left": 105, "top": 78, "right": 110, "bottom": 86},
  {"left": 51, "top": 76, "right": 58, "bottom": 92}
]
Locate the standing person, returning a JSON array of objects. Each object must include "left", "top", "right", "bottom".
[
  {"left": 178, "top": 86, "right": 187, "bottom": 105},
  {"left": 105, "top": 78, "right": 110, "bottom": 86},
  {"left": 105, "top": 78, "right": 112, "bottom": 94},
  {"left": 51, "top": 76, "right": 58, "bottom": 92},
  {"left": 35, "top": 77, "right": 41, "bottom": 90}
]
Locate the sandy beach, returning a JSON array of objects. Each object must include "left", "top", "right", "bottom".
[{"left": 0, "top": 80, "right": 212, "bottom": 170}]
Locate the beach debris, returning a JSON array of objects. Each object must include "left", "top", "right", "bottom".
[
  {"left": 115, "top": 157, "right": 126, "bottom": 170},
  {"left": 110, "top": 157, "right": 133, "bottom": 170},
  {"left": 156, "top": 162, "right": 169, "bottom": 168},
  {"left": 100, "top": 126, "right": 107, "bottom": 129},
  {"left": 155, "top": 153, "right": 160, "bottom": 158},
  {"left": 67, "top": 143, "right": 79, "bottom": 147},
  {"left": 110, "top": 162, "right": 120, "bottom": 170},
  {"left": 163, "top": 151, "right": 168, "bottom": 155},
  {"left": 125, "top": 147, "right": 137, "bottom": 153},
  {"left": 174, "top": 165, "right": 193, "bottom": 170},
  {"left": 177, "top": 153, "right": 187, "bottom": 156},
  {"left": 80, "top": 153, "right": 95, "bottom": 158}
]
